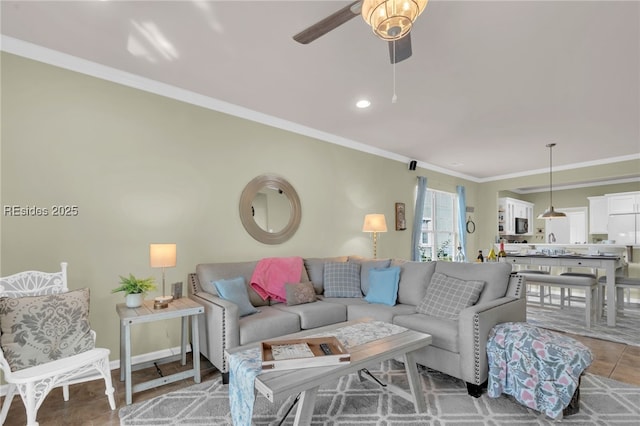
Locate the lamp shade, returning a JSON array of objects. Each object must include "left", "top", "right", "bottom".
[
  {"left": 362, "top": 214, "right": 388, "bottom": 232},
  {"left": 361, "top": 0, "right": 428, "bottom": 41},
  {"left": 149, "top": 243, "right": 177, "bottom": 268}
]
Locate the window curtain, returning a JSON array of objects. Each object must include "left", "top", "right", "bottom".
[
  {"left": 456, "top": 185, "right": 467, "bottom": 259},
  {"left": 411, "top": 176, "right": 427, "bottom": 261}
]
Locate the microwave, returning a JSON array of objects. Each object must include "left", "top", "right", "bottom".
[{"left": 515, "top": 217, "right": 528, "bottom": 234}]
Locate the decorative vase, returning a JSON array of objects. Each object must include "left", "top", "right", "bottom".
[{"left": 125, "top": 293, "right": 143, "bottom": 308}]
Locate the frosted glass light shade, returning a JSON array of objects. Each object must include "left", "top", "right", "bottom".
[{"left": 361, "top": 0, "right": 428, "bottom": 41}]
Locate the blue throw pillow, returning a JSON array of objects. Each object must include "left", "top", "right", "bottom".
[
  {"left": 213, "top": 277, "right": 258, "bottom": 317},
  {"left": 365, "top": 266, "right": 400, "bottom": 306}
]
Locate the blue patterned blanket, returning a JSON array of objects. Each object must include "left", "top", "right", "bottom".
[{"left": 487, "top": 322, "right": 593, "bottom": 419}]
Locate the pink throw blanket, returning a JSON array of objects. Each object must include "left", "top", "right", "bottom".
[{"left": 250, "top": 257, "right": 303, "bottom": 302}]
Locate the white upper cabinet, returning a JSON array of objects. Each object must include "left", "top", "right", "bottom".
[
  {"left": 588, "top": 196, "right": 608, "bottom": 234},
  {"left": 608, "top": 192, "right": 640, "bottom": 214},
  {"left": 498, "top": 197, "right": 534, "bottom": 236}
]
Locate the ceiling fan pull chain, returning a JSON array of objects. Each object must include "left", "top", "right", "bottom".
[{"left": 392, "top": 40, "right": 398, "bottom": 103}]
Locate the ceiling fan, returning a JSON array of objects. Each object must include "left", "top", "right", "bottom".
[{"left": 293, "top": 1, "right": 428, "bottom": 64}]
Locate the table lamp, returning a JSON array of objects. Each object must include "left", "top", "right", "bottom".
[
  {"left": 150, "top": 243, "right": 176, "bottom": 309},
  {"left": 363, "top": 214, "right": 387, "bottom": 258}
]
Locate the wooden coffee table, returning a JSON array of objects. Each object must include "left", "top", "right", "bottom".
[{"left": 227, "top": 319, "right": 432, "bottom": 425}]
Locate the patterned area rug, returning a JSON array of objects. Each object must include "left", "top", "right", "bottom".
[
  {"left": 119, "top": 360, "right": 640, "bottom": 425},
  {"left": 526, "top": 304, "right": 640, "bottom": 347}
]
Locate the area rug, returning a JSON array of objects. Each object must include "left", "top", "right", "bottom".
[
  {"left": 526, "top": 304, "right": 640, "bottom": 347},
  {"left": 119, "top": 360, "right": 640, "bottom": 425}
]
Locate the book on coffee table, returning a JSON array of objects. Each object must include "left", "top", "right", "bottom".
[{"left": 261, "top": 336, "right": 350, "bottom": 371}]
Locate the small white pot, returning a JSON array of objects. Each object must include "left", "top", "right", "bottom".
[{"left": 125, "top": 293, "right": 143, "bottom": 308}]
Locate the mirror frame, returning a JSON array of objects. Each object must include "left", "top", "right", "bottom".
[{"left": 239, "top": 174, "right": 302, "bottom": 245}]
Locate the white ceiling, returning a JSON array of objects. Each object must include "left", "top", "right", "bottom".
[{"left": 1, "top": 0, "right": 639, "bottom": 182}]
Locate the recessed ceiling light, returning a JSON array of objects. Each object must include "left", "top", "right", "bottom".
[{"left": 356, "top": 99, "right": 371, "bottom": 109}]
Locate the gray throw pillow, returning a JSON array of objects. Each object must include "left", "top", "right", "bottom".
[
  {"left": 0, "top": 288, "right": 95, "bottom": 372},
  {"left": 285, "top": 282, "right": 317, "bottom": 306},
  {"left": 416, "top": 272, "right": 485, "bottom": 320},
  {"left": 323, "top": 262, "right": 362, "bottom": 298},
  {"left": 303, "top": 257, "right": 348, "bottom": 294}
]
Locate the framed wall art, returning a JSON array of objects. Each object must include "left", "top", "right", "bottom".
[{"left": 395, "top": 202, "right": 406, "bottom": 231}]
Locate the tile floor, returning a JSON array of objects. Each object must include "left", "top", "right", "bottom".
[{"left": 2, "top": 334, "right": 639, "bottom": 426}]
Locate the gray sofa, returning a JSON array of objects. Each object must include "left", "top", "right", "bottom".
[{"left": 188, "top": 256, "right": 526, "bottom": 396}]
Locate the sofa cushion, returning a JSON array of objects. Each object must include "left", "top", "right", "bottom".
[
  {"left": 416, "top": 272, "right": 484, "bottom": 320},
  {"left": 272, "top": 300, "right": 347, "bottom": 329},
  {"left": 348, "top": 256, "right": 392, "bottom": 294},
  {"left": 391, "top": 259, "right": 436, "bottom": 305},
  {"left": 434, "top": 261, "right": 511, "bottom": 304},
  {"left": 393, "top": 313, "right": 459, "bottom": 353},
  {"left": 365, "top": 267, "right": 400, "bottom": 306},
  {"left": 238, "top": 306, "right": 300, "bottom": 345},
  {"left": 323, "top": 262, "right": 362, "bottom": 298},
  {"left": 196, "top": 261, "right": 268, "bottom": 307},
  {"left": 0, "top": 288, "right": 95, "bottom": 372},
  {"left": 285, "top": 282, "right": 317, "bottom": 306},
  {"left": 213, "top": 277, "right": 258, "bottom": 317},
  {"left": 348, "top": 303, "right": 416, "bottom": 324},
  {"left": 318, "top": 296, "right": 369, "bottom": 307},
  {"left": 303, "top": 256, "right": 349, "bottom": 294}
]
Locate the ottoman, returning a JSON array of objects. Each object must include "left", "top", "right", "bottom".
[{"left": 486, "top": 322, "right": 593, "bottom": 419}]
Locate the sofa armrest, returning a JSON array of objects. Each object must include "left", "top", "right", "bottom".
[
  {"left": 187, "top": 273, "right": 240, "bottom": 374},
  {"left": 458, "top": 296, "right": 527, "bottom": 385}
]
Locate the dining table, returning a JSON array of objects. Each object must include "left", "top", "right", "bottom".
[{"left": 504, "top": 253, "right": 625, "bottom": 327}]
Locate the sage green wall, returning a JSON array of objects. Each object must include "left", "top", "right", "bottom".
[
  {"left": 520, "top": 182, "right": 640, "bottom": 213},
  {"left": 2, "top": 52, "right": 637, "bottom": 363},
  {"left": 477, "top": 163, "right": 640, "bottom": 254},
  {"left": 1, "top": 53, "right": 477, "bottom": 360}
]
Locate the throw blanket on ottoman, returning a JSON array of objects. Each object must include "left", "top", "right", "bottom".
[
  {"left": 250, "top": 256, "right": 303, "bottom": 303},
  {"left": 486, "top": 322, "right": 593, "bottom": 419}
]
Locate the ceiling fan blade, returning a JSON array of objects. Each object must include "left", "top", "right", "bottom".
[
  {"left": 293, "top": 1, "right": 362, "bottom": 44},
  {"left": 388, "top": 33, "right": 412, "bottom": 64}
]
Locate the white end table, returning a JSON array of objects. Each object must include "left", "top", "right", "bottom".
[{"left": 117, "top": 297, "right": 204, "bottom": 404}]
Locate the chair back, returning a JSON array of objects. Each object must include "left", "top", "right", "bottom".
[{"left": 0, "top": 262, "right": 68, "bottom": 298}]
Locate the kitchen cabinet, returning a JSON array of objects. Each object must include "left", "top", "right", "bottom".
[
  {"left": 588, "top": 196, "right": 608, "bottom": 234},
  {"left": 498, "top": 197, "right": 533, "bottom": 236},
  {"left": 608, "top": 213, "right": 640, "bottom": 245},
  {"left": 608, "top": 192, "right": 640, "bottom": 214}
]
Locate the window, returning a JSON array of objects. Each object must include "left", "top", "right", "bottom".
[{"left": 419, "top": 189, "right": 459, "bottom": 261}]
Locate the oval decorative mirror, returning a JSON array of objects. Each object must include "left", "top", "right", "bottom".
[{"left": 239, "top": 174, "right": 302, "bottom": 244}]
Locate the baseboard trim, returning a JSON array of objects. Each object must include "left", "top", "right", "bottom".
[{"left": 0, "top": 344, "right": 192, "bottom": 397}]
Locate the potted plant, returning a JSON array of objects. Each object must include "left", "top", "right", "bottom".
[{"left": 112, "top": 274, "right": 157, "bottom": 308}]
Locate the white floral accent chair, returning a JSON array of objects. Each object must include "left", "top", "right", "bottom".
[{"left": 0, "top": 262, "right": 116, "bottom": 426}]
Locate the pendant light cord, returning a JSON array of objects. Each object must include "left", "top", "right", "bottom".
[
  {"left": 547, "top": 143, "right": 556, "bottom": 207},
  {"left": 392, "top": 40, "right": 397, "bottom": 103}
]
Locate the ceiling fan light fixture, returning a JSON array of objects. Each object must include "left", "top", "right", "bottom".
[{"left": 362, "top": 0, "right": 428, "bottom": 41}]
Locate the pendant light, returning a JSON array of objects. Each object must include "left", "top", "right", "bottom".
[{"left": 538, "top": 143, "right": 566, "bottom": 219}]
